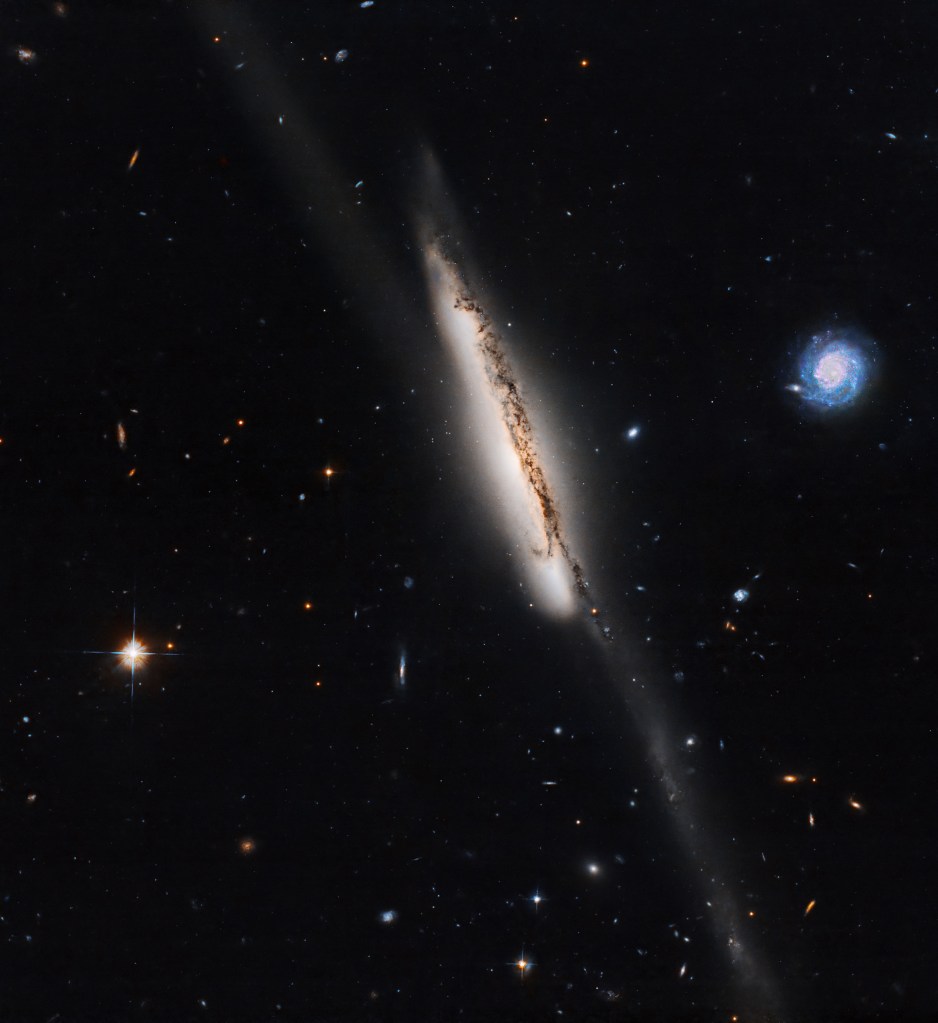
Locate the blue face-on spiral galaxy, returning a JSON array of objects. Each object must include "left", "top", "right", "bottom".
[{"left": 794, "top": 330, "right": 870, "bottom": 409}]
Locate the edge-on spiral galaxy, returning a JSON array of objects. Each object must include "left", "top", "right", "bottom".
[
  {"left": 418, "top": 227, "right": 596, "bottom": 625},
  {"left": 190, "top": 14, "right": 784, "bottom": 1011},
  {"left": 416, "top": 159, "right": 782, "bottom": 1014}
]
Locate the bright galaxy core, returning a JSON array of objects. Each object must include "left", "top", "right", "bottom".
[{"left": 795, "top": 331, "right": 870, "bottom": 409}]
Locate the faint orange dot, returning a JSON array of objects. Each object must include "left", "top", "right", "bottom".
[
  {"left": 724, "top": 620, "right": 736, "bottom": 632},
  {"left": 303, "top": 602, "right": 313, "bottom": 611},
  {"left": 239, "top": 837, "right": 256, "bottom": 855},
  {"left": 166, "top": 642, "right": 174, "bottom": 650},
  {"left": 324, "top": 467, "right": 334, "bottom": 477},
  {"left": 213, "top": 36, "right": 221, "bottom": 43},
  {"left": 236, "top": 419, "right": 245, "bottom": 427},
  {"left": 222, "top": 436, "right": 231, "bottom": 445},
  {"left": 579, "top": 58, "right": 590, "bottom": 67},
  {"left": 314, "top": 680, "right": 322, "bottom": 687},
  {"left": 128, "top": 467, "right": 136, "bottom": 477},
  {"left": 748, "top": 910, "right": 756, "bottom": 917}
]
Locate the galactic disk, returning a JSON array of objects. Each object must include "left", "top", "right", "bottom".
[
  {"left": 790, "top": 329, "right": 871, "bottom": 409},
  {"left": 414, "top": 153, "right": 781, "bottom": 1010},
  {"left": 418, "top": 209, "right": 780, "bottom": 1012},
  {"left": 418, "top": 231, "right": 591, "bottom": 621}
]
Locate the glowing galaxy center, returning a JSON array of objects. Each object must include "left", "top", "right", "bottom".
[
  {"left": 814, "top": 351, "right": 848, "bottom": 389},
  {"left": 419, "top": 236, "right": 586, "bottom": 619},
  {"left": 794, "top": 331, "right": 870, "bottom": 409}
]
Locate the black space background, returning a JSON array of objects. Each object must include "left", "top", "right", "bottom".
[{"left": 2, "top": 2, "right": 938, "bottom": 1021}]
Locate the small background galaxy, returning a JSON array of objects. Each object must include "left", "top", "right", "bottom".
[
  {"left": 3, "top": 2, "right": 938, "bottom": 1022},
  {"left": 793, "top": 330, "right": 874, "bottom": 410}
]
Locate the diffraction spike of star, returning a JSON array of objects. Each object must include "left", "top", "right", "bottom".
[{"left": 81, "top": 590, "right": 179, "bottom": 719}]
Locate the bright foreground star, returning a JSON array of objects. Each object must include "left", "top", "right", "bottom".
[
  {"left": 121, "top": 640, "right": 146, "bottom": 667},
  {"left": 82, "top": 616, "right": 179, "bottom": 717}
]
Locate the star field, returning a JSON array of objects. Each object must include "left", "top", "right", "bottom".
[{"left": 1, "top": 2, "right": 936, "bottom": 1022}]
